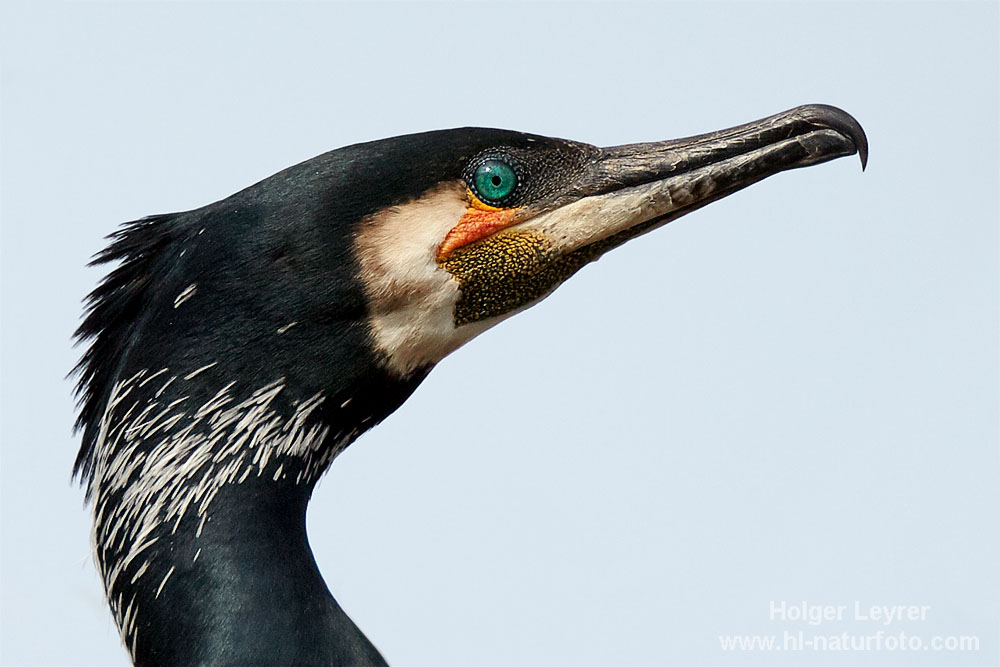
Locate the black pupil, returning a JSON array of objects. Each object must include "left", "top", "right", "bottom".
[{"left": 491, "top": 175, "right": 502, "bottom": 186}]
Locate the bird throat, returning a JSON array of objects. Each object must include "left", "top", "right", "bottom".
[{"left": 438, "top": 227, "right": 637, "bottom": 326}]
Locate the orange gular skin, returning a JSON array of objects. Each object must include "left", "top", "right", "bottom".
[{"left": 437, "top": 194, "right": 520, "bottom": 262}]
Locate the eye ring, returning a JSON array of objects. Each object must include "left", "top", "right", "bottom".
[{"left": 467, "top": 156, "right": 521, "bottom": 205}]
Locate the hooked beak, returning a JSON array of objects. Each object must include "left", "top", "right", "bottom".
[{"left": 518, "top": 104, "right": 867, "bottom": 256}]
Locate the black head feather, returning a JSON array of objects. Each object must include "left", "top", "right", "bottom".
[
  {"left": 71, "top": 128, "right": 594, "bottom": 491},
  {"left": 72, "top": 213, "right": 188, "bottom": 485}
]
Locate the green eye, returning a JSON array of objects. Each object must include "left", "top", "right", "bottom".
[{"left": 472, "top": 159, "right": 517, "bottom": 204}]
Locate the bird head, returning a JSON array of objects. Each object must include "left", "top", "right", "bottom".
[
  {"left": 74, "top": 104, "right": 866, "bottom": 486},
  {"left": 354, "top": 104, "right": 867, "bottom": 376}
]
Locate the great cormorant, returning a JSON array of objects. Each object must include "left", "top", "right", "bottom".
[{"left": 74, "top": 104, "right": 867, "bottom": 666}]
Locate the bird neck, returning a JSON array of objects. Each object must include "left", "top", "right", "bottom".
[
  {"left": 125, "top": 472, "right": 386, "bottom": 666},
  {"left": 88, "top": 364, "right": 427, "bottom": 666}
]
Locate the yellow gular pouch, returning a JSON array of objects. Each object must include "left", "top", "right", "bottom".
[
  {"left": 437, "top": 230, "right": 590, "bottom": 326},
  {"left": 439, "top": 230, "right": 554, "bottom": 325},
  {"left": 439, "top": 213, "right": 669, "bottom": 326}
]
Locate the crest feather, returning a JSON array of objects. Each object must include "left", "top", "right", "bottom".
[{"left": 72, "top": 213, "right": 186, "bottom": 489}]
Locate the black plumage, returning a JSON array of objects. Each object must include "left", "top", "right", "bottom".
[
  {"left": 74, "top": 128, "right": 587, "bottom": 484},
  {"left": 74, "top": 106, "right": 866, "bottom": 666}
]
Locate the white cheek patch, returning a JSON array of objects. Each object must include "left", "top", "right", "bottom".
[
  {"left": 353, "top": 174, "right": 720, "bottom": 378},
  {"left": 354, "top": 182, "right": 497, "bottom": 376}
]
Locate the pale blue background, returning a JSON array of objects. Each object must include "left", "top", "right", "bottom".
[{"left": 1, "top": 2, "right": 997, "bottom": 665}]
